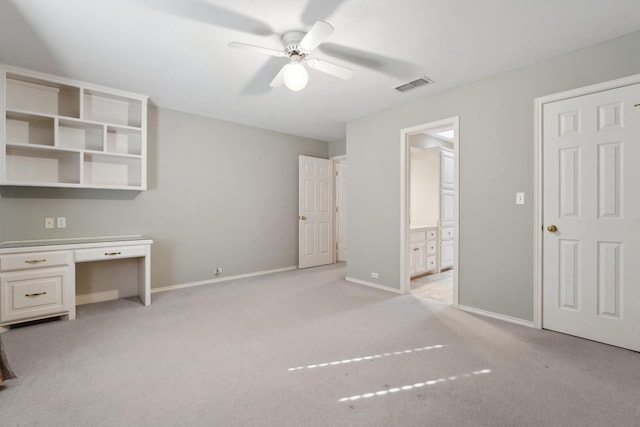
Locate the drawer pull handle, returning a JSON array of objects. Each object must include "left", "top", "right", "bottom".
[
  {"left": 105, "top": 252, "right": 122, "bottom": 256},
  {"left": 25, "top": 291, "right": 47, "bottom": 297},
  {"left": 25, "top": 259, "right": 47, "bottom": 264}
]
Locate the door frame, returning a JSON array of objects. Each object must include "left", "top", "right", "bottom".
[
  {"left": 533, "top": 73, "right": 640, "bottom": 329},
  {"left": 400, "top": 116, "right": 459, "bottom": 304},
  {"left": 331, "top": 154, "right": 347, "bottom": 263}
]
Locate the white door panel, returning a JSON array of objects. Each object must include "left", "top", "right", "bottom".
[
  {"left": 440, "top": 149, "right": 455, "bottom": 189},
  {"left": 440, "top": 189, "right": 455, "bottom": 227},
  {"left": 299, "top": 156, "right": 334, "bottom": 268},
  {"left": 543, "top": 83, "right": 640, "bottom": 351}
]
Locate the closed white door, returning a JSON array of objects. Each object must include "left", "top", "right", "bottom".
[
  {"left": 299, "top": 156, "right": 334, "bottom": 269},
  {"left": 543, "top": 83, "right": 640, "bottom": 351},
  {"left": 336, "top": 161, "right": 348, "bottom": 262}
]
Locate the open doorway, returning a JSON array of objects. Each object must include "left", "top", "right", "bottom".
[{"left": 400, "top": 118, "right": 459, "bottom": 305}]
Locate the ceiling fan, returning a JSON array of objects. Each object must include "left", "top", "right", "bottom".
[{"left": 228, "top": 21, "right": 354, "bottom": 91}]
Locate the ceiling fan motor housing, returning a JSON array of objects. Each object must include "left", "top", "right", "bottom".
[{"left": 282, "top": 31, "right": 307, "bottom": 56}]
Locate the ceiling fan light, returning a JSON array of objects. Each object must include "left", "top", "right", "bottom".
[{"left": 283, "top": 62, "right": 309, "bottom": 91}]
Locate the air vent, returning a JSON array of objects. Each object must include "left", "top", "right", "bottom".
[{"left": 394, "top": 77, "right": 434, "bottom": 92}]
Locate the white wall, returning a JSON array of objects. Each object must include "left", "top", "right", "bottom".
[
  {"left": 347, "top": 31, "right": 640, "bottom": 321},
  {"left": 329, "top": 138, "right": 346, "bottom": 158},
  {"left": 0, "top": 107, "right": 328, "bottom": 288}
]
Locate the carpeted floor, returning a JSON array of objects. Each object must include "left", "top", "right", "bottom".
[{"left": 1, "top": 262, "right": 639, "bottom": 426}]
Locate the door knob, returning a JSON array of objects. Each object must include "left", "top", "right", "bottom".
[
  {"left": 299, "top": 215, "right": 307, "bottom": 220},
  {"left": 547, "top": 224, "right": 558, "bottom": 232}
]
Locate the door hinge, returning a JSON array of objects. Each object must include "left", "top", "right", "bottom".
[
  {"left": 336, "top": 242, "right": 339, "bottom": 250},
  {"left": 336, "top": 170, "right": 339, "bottom": 176},
  {"left": 336, "top": 206, "right": 339, "bottom": 213}
]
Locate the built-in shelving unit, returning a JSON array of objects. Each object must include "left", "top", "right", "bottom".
[{"left": 1, "top": 66, "right": 148, "bottom": 190}]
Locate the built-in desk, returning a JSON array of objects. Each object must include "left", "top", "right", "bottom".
[{"left": 0, "top": 236, "right": 152, "bottom": 332}]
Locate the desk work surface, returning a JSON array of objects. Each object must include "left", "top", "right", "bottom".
[{"left": 0, "top": 235, "right": 152, "bottom": 251}]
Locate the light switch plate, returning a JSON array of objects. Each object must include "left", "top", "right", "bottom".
[
  {"left": 516, "top": 192, "right": 525, "bottom": 205},
  {"left": 45, "top": 217, "right": 55, "bottom": 229}
]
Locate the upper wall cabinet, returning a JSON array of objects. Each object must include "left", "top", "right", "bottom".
[{"left": 0, "top": 65, "right": 148, "bottom": 190}]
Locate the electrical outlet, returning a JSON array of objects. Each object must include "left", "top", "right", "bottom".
[
  {"left": 57, "top": 217, "right": 66, "bottom": 228},
  {"left": 371, "top": 272, "right": 379, "bottom": 279},
  {"left": 45, "top": 217, "right": 55, "bottom": 229},
  {"left": 215, "top": 267, "right": 223, "bottom": 276}
]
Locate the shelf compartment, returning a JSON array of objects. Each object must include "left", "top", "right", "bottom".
[
  {"left": 58, "top": 119, "right": 104, "bottom": 151},
  {"left": 106, "top": 126, "right": 142, "bottom": 155},
  {"left": 6, "top": 146, "right": 80, "bottom": 185},
  {"left": 83, "top": 90, "right": 142, "bottom": 128},
  {"left": 6, "top": 74, "right": 80, "bottom": 118},
  {"left": 6, "top": 111, "right": 55, "bottom": 146},
  {"left": 83, "top": 153, "right": 142, "bottom": 188}
]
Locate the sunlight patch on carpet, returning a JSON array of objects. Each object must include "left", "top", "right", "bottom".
[
  {"left": 287, "top": 345, "right": 447, "bottom": 372},
  {"left": 337, "top": 369, "right": 492, "bottom": 402}
]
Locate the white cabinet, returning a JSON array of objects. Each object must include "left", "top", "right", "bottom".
[
  {"left": 0, "top": 250, "right": 74, "bottom": 326},
  {"left": 440, "top": 149, "right": 455, "bottom": 189},
  {"left": 410, "top": 227, "right": 437, "bottom": 278},
  {"left": 410, "top": 146, "right": 455, "bottom": 272},
  {"left": 440, "top": 227, "right": 454, "bottom": 270},
  {"left": 1, "top": 66, "right": 148, "bottom": 190},
  {"left": 410, "top": 230, "right": 426, "bottom": 276}
]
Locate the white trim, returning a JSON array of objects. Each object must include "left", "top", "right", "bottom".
[
  {"left": 334, "top": 156, "right": 347, "bottom": 263},
  {"left": 345, "top": 276, "right": 404, "bottom": 294},
  {"left": 533, "top": 73, "right": 640, "bottom": 330},
  {"left": 457, "top": 304, "right": 535, "bottom": 329},
  {"left": 151, "top": 266, "right": 298, "bottom": 294},
  {"left": 400, "top": 117, "right": 460, "bottom": 305}
]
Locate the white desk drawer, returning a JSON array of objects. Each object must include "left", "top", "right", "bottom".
[
  {"left": 426, "top": 229, "right": 437, "bottom": 241},
  {"left": 1, "top": 267, "right": 70, "bottom": 323},
  {"left": 0, "top": 251, "right": 72, "bottom": 272},
  {"left": 74, "top": 245, "right": 147, "bottom": 262}
]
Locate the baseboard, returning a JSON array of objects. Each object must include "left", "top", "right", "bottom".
[
  {"left": 457, "top": 304, "right": 535, "bottom": 328},
  {"left": 345, "top": 276, "right": 404, "bottom": 294},
  {"left": 152, "top": 266, "right": 298, "bottom": 294}
]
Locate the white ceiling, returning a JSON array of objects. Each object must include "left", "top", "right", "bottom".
[{"left": 2, "top": 0, "right": 640, "bottom": 142}]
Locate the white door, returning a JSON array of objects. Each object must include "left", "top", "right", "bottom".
[
  {"left": 299, "top": 156, "right": 334, "bottom": 268},
  {"left": 336, "top": 161, "right": 348, "bottom": 262},
  {"left": 543, "top": 83, "right": 640, "bottom": 351}
]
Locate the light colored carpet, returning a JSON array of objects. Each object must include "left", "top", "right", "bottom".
[{"left": 1, "top": 262, "right": 639, "bottom": 426}]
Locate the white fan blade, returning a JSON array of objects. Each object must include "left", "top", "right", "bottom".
[
  {"left": 228, "top": 41, "right": 287, "bottom": 57},
  {"left": 298, "top": 21, "right": 334, "bottom": 53},
  {"left": 307, "top": 58, "right": 354, "bottom": 80},
  {"left": 270, "top": 64, "right": 287, "bottom": 87}
]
